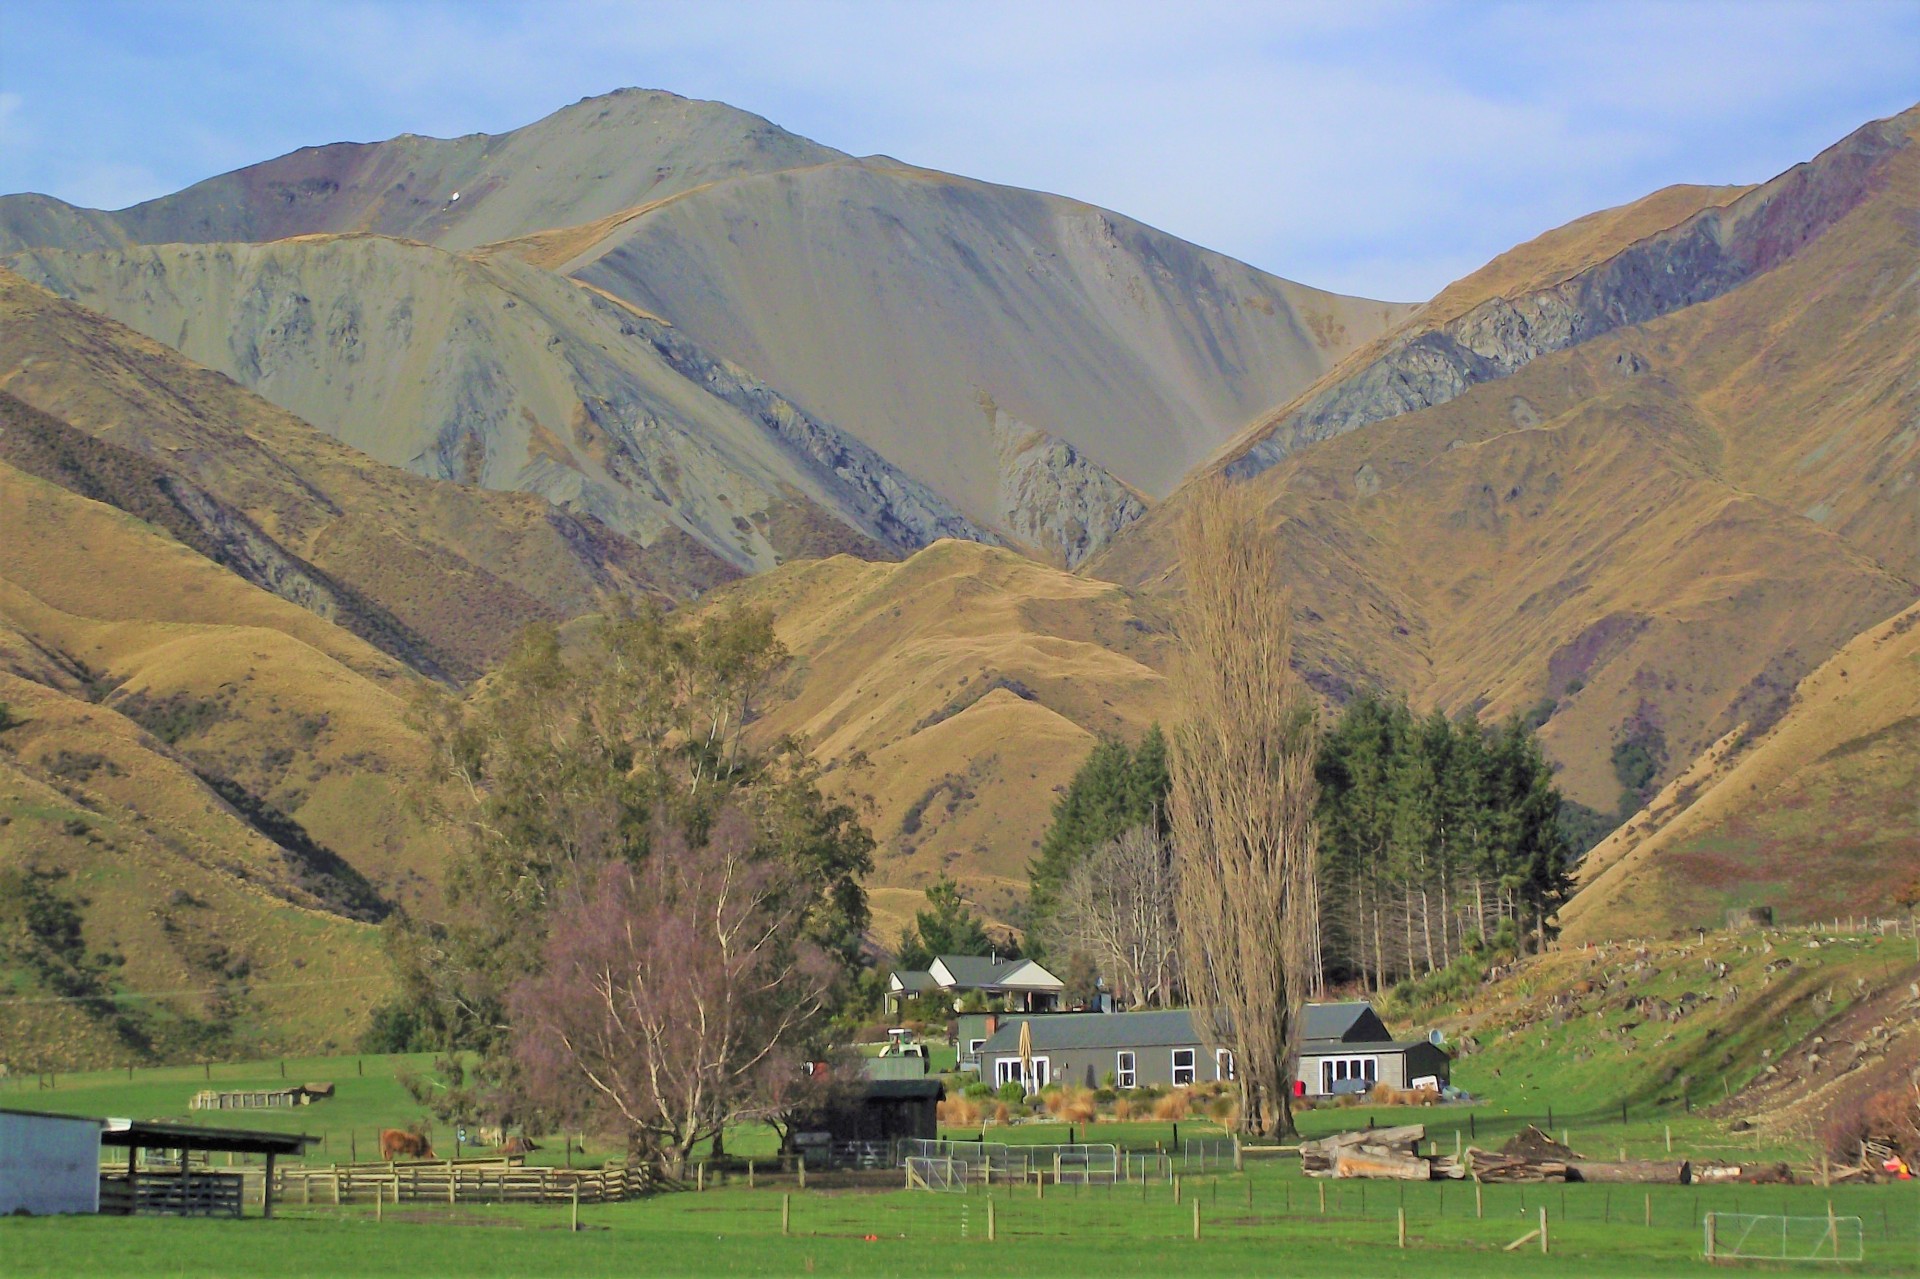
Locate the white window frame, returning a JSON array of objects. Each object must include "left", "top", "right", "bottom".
[
  {"left": 968, "top": 1038, "right": 986, "bottom": 1055},
  {"left": 1318, "top": 1055, "right": 1378, "bottom": 1094},
  {"left": 1171, "top": 1048, "right": 1196, "bottom": 1086},
  {"left": 1216, "top": 1048, "right": 1235, "bottom": 1082},
  {"left": 1116, "top": 1050, "right": 1136, "bottom": 1089},
  {"left": 995, "top": 1055, "right": 1050, "bottom": 1091}
]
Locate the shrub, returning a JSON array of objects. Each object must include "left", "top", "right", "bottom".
[
  {"left": 996, "top": 1080, "right": 1027, "bottom": 1105},
  {"left": 1061, "top": 1093, "right": 1097, "bottom": 1123},
  {"left": 938, "top": 1096, "right": 981, "bottom": 1127},
  {"left": 1093, "top": 1087, "right": 1117, "bottom": 1104},
  {"left": 992, "top": 1102, "right": 1012, "bottom": 1125},
  {"left": 1110, "top": 1097, "right": 1134, "bottom": 1121},
  {"left": 963, "top": 1080, "right": 993, "bottom": 1100},
  {"left": 1152, "top": 1091, "right": 1190, "bottom": 1121}
]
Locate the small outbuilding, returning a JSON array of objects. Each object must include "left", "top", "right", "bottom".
[
  {"left": 0, "top": 1108, "right": 103, "bottom": 1216},
  {"left": 0, "top": 1107, "right": 317, "bottom": 1218},
  {"left": 1294, "top": 1001, "right": 1451, "bottom": 1097}
]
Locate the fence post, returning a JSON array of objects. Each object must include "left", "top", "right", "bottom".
[
  {"left": 1173, "top": 1174, "right": 1181, "bottom": 1205},
  {"left": 798, "top": 1155, "right": 806, "bottom": 1190},
  {"left": 1540, "top": 1207, "right": 1548, "bottom": 1255},
  {"left": 1828, "top": 1200, "right": 1839, "bottom": 1260},
  {"left": 1474, "top": 1180, "right": 1482, "bottom": 1219},
  {"left": 571, "top": 1182, "right": 579, "bottom": 1232},
  {"left": 1319, "top": 1182, "right": 1326, "bottom": 1215},
  {"left": 1705, "top": 1212, "right": 1716, "bottom": 1262},
  {"left": 782, "top": 1192, "right": 791, "bottom": 1237},
  {"left": 1193, "top": 1200, "right": 1201, "bottom": 1241},
  {"left": 748, "top": 1159, "right": 755, "bottom": 1190},
  {"left": 1233, "top": 1137, "right": 1243, "bottom": 1172},
  {"left": 1645, "top": 1192, "right": 1651, "bottom": 1227},
  {"left": 1398, "top": 1206, "right": 1406, "bottom": 1249},
  {"left": 987, "top": 1195, "right": 995, "bottom": 1242}
]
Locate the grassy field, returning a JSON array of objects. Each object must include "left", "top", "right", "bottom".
[{"left": 3, "top": 1155, "right": 1915, "bottom": 1277}]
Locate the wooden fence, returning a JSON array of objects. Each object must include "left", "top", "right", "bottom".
[
  {"left": 189, "top": 1088, "right": 305, "bottom": 1110},
  {"left": 100, "top": 1170, "right": 245, "bottom": 1217},
  {"left": 273, "top": 1159, "right": 647, "bottom": 1206}
]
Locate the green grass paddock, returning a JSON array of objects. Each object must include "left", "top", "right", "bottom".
[{"left": 4, "top": 1164, "right": 1915, "bottom": 1277}]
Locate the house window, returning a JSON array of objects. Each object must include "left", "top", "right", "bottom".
[
  {"left": 1216, "top": 1049, "right": 1235, "bottom": 1082},
  {"left": 995, "top": 1056, "right": 1050, "bottom": 1090},
  {"left": 1172, "top": 1048, "right": 1196, "bottom": 1086},
  {"left": 968, "top": 1039, "right": 986, "bottom": 1055},
  {"left": 1318, "top": 1056, "right": 1378, "bottom": 1094},
  {"left": 1116, "top": 1051, "right": 1136, "bottom": 1089}
]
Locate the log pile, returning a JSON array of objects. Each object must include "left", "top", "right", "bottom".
[
  {"left": 1465, "top": 1149, "right": 1569, "bottom": 1183},
  {"left": 1301, "top": 1125, "right": 1466, "bottom": 1180},
  {"left": 1466, "top": 1127, "right": 1693, "bottom": 1184}
]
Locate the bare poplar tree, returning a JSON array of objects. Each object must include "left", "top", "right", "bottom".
[{"left": 1169, "top": 478, "right": 1321, "bottom": 1139}]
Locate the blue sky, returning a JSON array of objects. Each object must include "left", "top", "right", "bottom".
[{"left": 3, "top": 0, "right": 1916, "bottom": 301}]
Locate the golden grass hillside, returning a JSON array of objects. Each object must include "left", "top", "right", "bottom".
[
  {"left": 0, "top": 455, "right": 443, "bottom": 906},
  {"left": 1561, "top": 601, "right": 1920, "bottom": 940},
  {"left": 0, "top": 462, "right": 406, "bottom": 1063},
  {"left": 712, "top": 540, "right": 1174, "bottom": 938}
]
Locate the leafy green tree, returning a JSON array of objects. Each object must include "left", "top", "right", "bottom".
[
  {"left": 389, "top": 600, "right": 873, "bottom": 1137},
  {"left": 895, "top": 876, "right": 996, "bottom": 970}
]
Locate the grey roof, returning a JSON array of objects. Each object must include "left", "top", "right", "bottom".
[
  {"left": 978, "top": 1009, "right": 1208, "bottom": 1056},
  {"left": 891, "top": 970, "right": 938, "bottom": 992},
  {"left": 934, "top": 955, "right": 1029, "bottom": 986},
  {"left": 1302, "top": 1002, "right": 1376, "bottom": 1040}
]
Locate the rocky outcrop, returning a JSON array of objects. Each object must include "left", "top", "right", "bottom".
[
  {"left": 632, "top": 310, "right": 994, "bottom": 553},
  {"left": 991, "top": 408, "right": 1146, "bottom": 567},
  {"left": 1228, "top": 110, "right": 1912, "bottom": 478}
]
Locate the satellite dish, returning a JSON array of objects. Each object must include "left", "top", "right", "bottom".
[{"left": 1428, "top": 1029, "right": 1446, "bottom": 1046}]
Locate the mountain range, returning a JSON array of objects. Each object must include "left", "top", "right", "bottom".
[{"left": 0, "top": 89, "right": 1913, "bottom": 1057}]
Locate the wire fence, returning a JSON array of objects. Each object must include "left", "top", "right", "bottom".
[{"left": 1707, "top": 1213, "right": 1864, "bottom": 1263}]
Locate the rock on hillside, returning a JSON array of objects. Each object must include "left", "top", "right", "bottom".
[
  {"left": 0, "top": 88, "right": 843, "bottom": 255},
  {"left": 6, "top": 237, "right": 986, "bottom": 571},
  {"left": 1222, "top": 107, "right": 1913, "bottom": 477},
  {"left": 518, "top": 154, "right": 1413, "bottom": 534}
]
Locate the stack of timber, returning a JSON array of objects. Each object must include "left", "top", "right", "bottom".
[{"left": 1301, "top": 1125, "right": 1465, "bottom": 1180}]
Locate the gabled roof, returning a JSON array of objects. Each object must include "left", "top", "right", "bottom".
[
  {"left": 1301, "top": 1001, "right": 1394, "bottom": 1045},
  {"left": 928, "top": 955, "right": 1063, "bottom": 991},
  {"left": 979, "top": 1010, "right": 1210, "bottom": 1055},
  {"left": 889, "top": 970, "right": 938, "bottom": 993}
]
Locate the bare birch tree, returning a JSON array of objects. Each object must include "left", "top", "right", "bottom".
[
  {"left": 1169, "top": 478, "right": 1321, "bottom": 1139},
  {"left": 1055, "top": 823, "right": 1182, "bottom": 1008}
]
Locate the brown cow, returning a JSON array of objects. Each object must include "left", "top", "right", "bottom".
[
  {"left": 501, "top": 1135, "right": 541, "bottom": 1157},
  {"left": 379, "top": 1128, "right": 435, "bottom": 1161}
]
